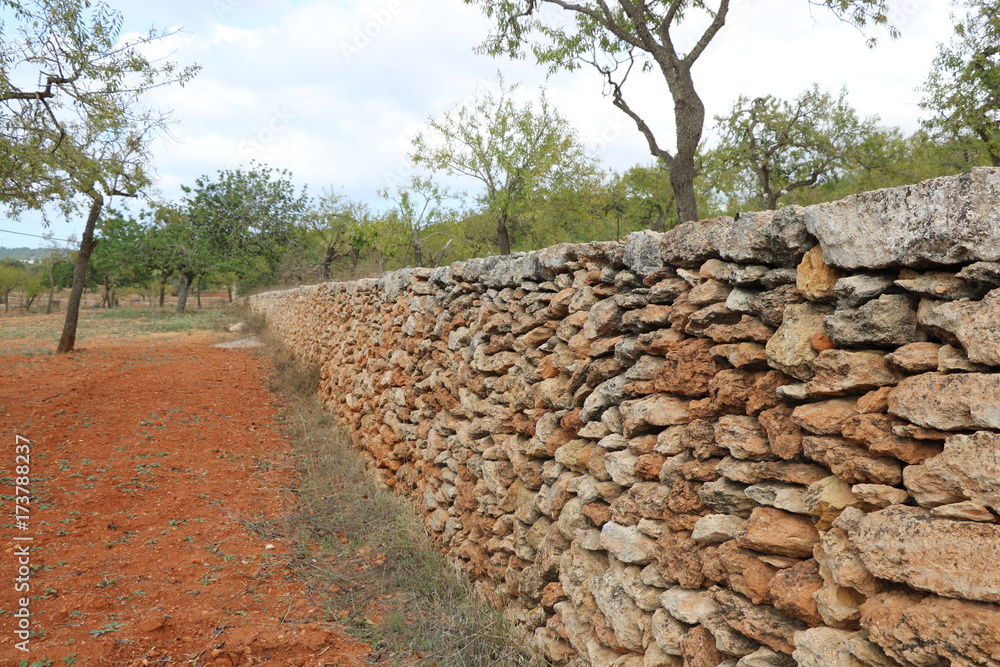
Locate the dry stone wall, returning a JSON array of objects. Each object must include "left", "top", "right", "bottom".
[{"left": 247, "top": 168, "right": 1000, "bottom": 667}]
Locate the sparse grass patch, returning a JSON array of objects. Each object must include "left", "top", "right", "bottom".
[{"left": 260, "top": 329, "right": 548, "bottom": 667}]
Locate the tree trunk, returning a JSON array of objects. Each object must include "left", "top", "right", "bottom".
[
  {"left": 497, "top": 212, "right": 512, "bottom": 255},
  {"left": 46, "top": 260, "right": 66, "bottom": 315},
  {"left": 25, "top": 295, "right": 37, "bottom": 311},
  {"left": 58, "top": 196, "right": 103, "bottom": 353},
  {"left": 3, "top": 288, "right": 10, "bottom": 313},
  {"left": 668, "top": 71, "right": 705, "bottom": 224},
  {"left": 175, "top": 272, "right": 194, "bottom": 313},
  {"left": 196, "top": 278, "right": 202, "bottom": 309}
]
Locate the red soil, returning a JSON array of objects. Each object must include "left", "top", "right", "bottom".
[{"left": 0, "top": 328, "right": 373, "bottom": 666}]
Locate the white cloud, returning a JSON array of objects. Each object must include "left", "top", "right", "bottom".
[{"left": 4, "top": 0, "right": 959, "bottom": 245}]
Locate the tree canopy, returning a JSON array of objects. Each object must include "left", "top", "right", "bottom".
[{"left": 466, "top": 0, "right": 898, "bottom": 223}]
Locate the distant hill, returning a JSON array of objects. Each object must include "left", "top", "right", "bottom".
[{"left": 0, "top": 247, "right": 54, "bottom": 263}]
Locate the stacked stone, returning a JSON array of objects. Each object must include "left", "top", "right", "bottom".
[{"left": 247, "top": 168, "right": 1000, "bottom": 667}]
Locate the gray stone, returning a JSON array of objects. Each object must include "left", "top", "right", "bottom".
[
  {"left": 600, "top": 521, "right": 658, "bottom": 565},
  {"left": 918, "top": 289, "right": 1000, "bottom": 366},
  {"left": 661, "top": 586, "right": 717, "bottom": 625},
  {"left": 737, "top": 647, "right": 796, "bottom": 667},
  {"left": 792, "top": 628, "right": 867, "bottom": 667},
  {"left": 744, "top": 482, "right": 811, "bottom": 515},
  {"left": 590, "top": 566, "right": 650, "bottom": 652},
  {"left": 851, "top": 505, "right": 1000, "bottom": 602},
  {"left": 766, "top": 302, "right": 834, "bottom": 381},
  {"left": 700, "top": 259, "right": 770, "bottom": 286},
  {"left": 761, "top": 268, "right": 799, "bottom": 290},
  {"left": 824, "top": 294, "right": 925, "bottom": 348},
  {"left": 894, "top": 271, "right": 987, "bottom": 300},
  {"left": 888, "top": 372, "right": 1000, "bottom": 430},
  {"left": 623, "top": 230, "right": 667, "bottom": 276},
  {"left": 805, "top": 168, "right": 1000, "bottom": 269},
  {"left": 832, "top": 274, "right": 896, "bottom": 308},
  {"left": 691, "top": 514, "right": 747, "bottom": 544},
  {"left": 711, "top": 586, "right": 808, "bottom": 654},
  {"left": 716, "top": 206, "right": 815, "bottom": 267},
  {"left": 699, "top": 478, "right": 756, "bottom": 517},
  {"left": 651, "top": 608, "right": 687, "bottom": 656},
  {"left": 660, "top": 217, "right": 729, "bottom": 268},
  {"left": 956, "top": 260, "right": 1000, "bottom": 286}
]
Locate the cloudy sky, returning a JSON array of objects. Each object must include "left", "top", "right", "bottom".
[{"left": 4, "top": 0, "right": 958, "bottom": 247}]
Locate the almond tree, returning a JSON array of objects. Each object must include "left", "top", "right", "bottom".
[
  {"left": 0, "top": 0, "right": 198, "bottom": 351},
  {"left": 466, "top": 0, "right": 898, "bottom": 224}
]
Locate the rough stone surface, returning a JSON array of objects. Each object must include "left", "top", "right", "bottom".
[
  {"left": 805, "top": 350, "right": 904, "bottom": 396},
  {"left": 861, "top": 590, "right": 1000, "bottom": 667},
  {"left": 888, "top": 372, "right": 1000, "bottom": 430},
  {"left": 902, "top": 431, "right": 1000, "bottom": 511},
  {"left": 765, "top": 303, "right": 833, "bottom": 381},
  {"left": 805, "top": 167, "right": 1000, "bottom": 269},
  {"left": 918, "top": 288, "right": 1000, "bottom": 365},
  {"left": 824, "top": 294, "right": 924, "bottom": 348},
  {"left": 852, "top": 505, "right": 1000, "bottom": 602},
  {"left": 246, "top": 169, "right": 1000, "bottom": 667}
]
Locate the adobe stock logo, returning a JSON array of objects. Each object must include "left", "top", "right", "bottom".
[{"left": 341, "top": 1, "right": 405, "bottom": 62}]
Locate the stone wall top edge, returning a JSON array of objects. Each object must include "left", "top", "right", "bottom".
[{"left": 245, "top": 168, "right": 1000, "bottom": 303}]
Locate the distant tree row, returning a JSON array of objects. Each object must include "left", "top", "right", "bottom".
[{"left": 2, "top": 0, "right": 997, "bottom": 353}]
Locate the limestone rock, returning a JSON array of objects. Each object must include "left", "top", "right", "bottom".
[
  {"left": 660, "top": 217, "right": 729, "bottom": 268},
  {"left": 832, "top": 274, "right": 896, "bottom": 308},
  {"left": 902, "top": 431, "right": 1000, "bottom": 511},
  {"left": 661, "top": 586, "right": 717, "bottom": 626},
  {"left": 715, "top": 415, "right": 771, "bottom": 460},
  {"left": 590, "top": 566, "right": 650, "bottom": 652},
  {"left": 930, "top": 499, "right": 996, "bottom": 522},
  {"left": 957, "top": 259, "right": 1000, "bottom": 286},
  {"left": 861, "top": 590, "right": 1000, "bottom": 667},
  {"left": 791, "top": 398, "right": 859, "bottom": 435},
  {"left": 805, "top": 350, "right": 904, "bottom": 396},
  {"left": 792, "top": 628, "right": 867, "bottom": 667},
  {"left": 651, "top": 608, "right": 687, "bottom": 656},
  {"left": 765, "top": 303, "right": 833, "bottom": 381},
  {"left": 938, "top": 343, "right": 990, "bottom": 372},
  {"left": 804, "top": 476, "right": 859, "bottom": 529},
  {"left": 716, "top": 206, "right": 814, "bottom": 267},
  {"left": 737, "top": 507, "right": 820, "bottom": 558},
  {"left": 802, "top": 435, "right": 903, "bottom": 486},
  {"left": 895, "top": 270, "right": 987, "bottom": 300},
  {"left": 888, "top": 372, "right": 1000, "bottom": 430},
  {"left": 797, "top": 245, "right": 842, "bottom": 301},
  {"left": 850, "top": 484, "right": 909, "bottom": 508},
  {"left": 769, "top": 559, "right": 824, "bottom": 626},
  {"left": 620, "top": 394, "right": 692, "bottom": 437},
  {"left": 883, "top": 341, "right": 941, "bottom": 373},
  {"left": 824, "top": 295, "right": 925, "bottom": 348},
  {"left": 736, "top": 647, "right": 796, "bottom": 667},
  {"left": 744, "top": 482, "right": 811, "bottom": 515},
  {"left": 601, "top": 521, "right": 657, "bottom": 565},
  {"left": 680, "top": 625, "right": 724, "bottom": 667},
  {"left": 711, "top": 586, "right": 808, "bottom": 654},
  {"left": 700, "top": 259, "right": 770, "bottom": 286},
  {"left": 918, "top": 288, "right": 1000, "bottom": 365},
  {"left": 851, "top": 505, "right": 1000, "bottom": 602},
  {"left": 691, "top": 514, "right": 746, "bottom": 544},
  {"left": 804, "top": 168, "right": 1000, "bottom": 269}
]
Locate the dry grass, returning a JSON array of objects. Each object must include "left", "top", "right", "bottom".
[{"left": 254, "top": 322, "right": 549, "bottom": 667}]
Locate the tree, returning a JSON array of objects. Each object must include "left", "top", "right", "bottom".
[
  {"left": 177, "top": 164, "right": 308, "bottom": 310},
  {"left": 921, "top": 0, "right": 1000, "bottom": 166},
  {"left": 704, "top": 86, "right": 895, "bottom": 211},
  {"left": 377, "top": 176, "right": 459, "bottom": 267},
  {"left": 467, "top": 0, "right": 897, "bottom": 224},
  {"left": 88, "top": 210, "right": 149, "bottom": 307},
  {"left": 0, "top": 0, "right": 198, "bottom": 351},
  {"left": 411, "top": 77, "right": 599, "bottom": 255},
  {"left": 305, "top": 190, "right": 376, "bottom": 279}
]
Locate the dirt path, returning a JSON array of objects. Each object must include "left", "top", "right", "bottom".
[{"left": 0, "top": 322, "right": 374, "bottom": 666}]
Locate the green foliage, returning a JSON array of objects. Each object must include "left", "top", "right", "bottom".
[
  {"left": 0, "top": 0, "right": 199, "bottom": 217},
  {"left": 181, "top": 163, "right": 309, "bottom": 287},
  {"left": 921, "top": 0, "right": 1000, "bottom": 166},
  {"left": 704, "top": 86, "right": 898, "bottom": 212},
  {"left": 411, "top": 76, "right": 600, "bottom": 254},
  {"left": 377, "top": 176, "right": 461, "bottom": 267},
  {"left": 466, "top": 0, "right": 899, "bottom": 223}
]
